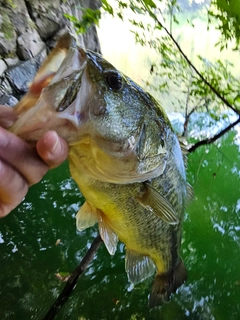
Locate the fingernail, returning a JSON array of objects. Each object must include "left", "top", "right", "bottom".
[{"left": 1, "top": 118, "right": 15, "bottom": 128}]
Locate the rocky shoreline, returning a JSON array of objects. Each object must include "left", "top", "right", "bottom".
[{"left": 0, "top": 0, "right": 101, "bottom": 106}]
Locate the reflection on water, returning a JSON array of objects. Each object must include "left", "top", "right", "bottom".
[{"left": 0, "top": 121, "right": 240, "bottom": 319}]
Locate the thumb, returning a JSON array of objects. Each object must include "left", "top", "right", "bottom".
[{"left": 36, "top": 131, "right": 68, "bottom": 168}]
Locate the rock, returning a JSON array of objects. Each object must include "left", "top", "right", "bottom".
[
  {"left": 0, "top": 8, "right": 17, "bottom": 58},
  {"left": 83, "top": 26, "right": 101, "bottom": 53},
  {"left": 17, "top": 28, "right": 46, "bottom": 60},
  {"left": 35, "top": 15, "right": 62, "bottom": 40},
  {"left": 0, "top": 93, "right": 18, "bottom": 107},
  {"left": 0, "top": 77, "right": 13, "bottom": 96},
  {"left": 9, "top": 0, "right": 33, "bottom": 35},
  {"left": 24, "top": 0, "right": 66, "bottom": 40},
  {"left": 3, "top": 57, "right": 20, "bottom": 67},
  {"left": 5, "top": 49, "right": 47, "bottom": 97},
  {"left": 0, "top": 59, "right": 7, "bottom": 76},
  {"left": 5, "top": 61, "right": 37, "bottom": 95}
]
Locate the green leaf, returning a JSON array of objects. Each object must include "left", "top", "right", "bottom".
[
  {"left": 234, "top": 94, "right": 240, "bottom": 103},
  {"left": 142, "top": 0, "right": 157, "bottom": 9},
  {"left": 64, "top": 8, "right": 101, "bottom": 34},
  {"left": 102, "top": 0, "right": 114, "bottom": 15}
]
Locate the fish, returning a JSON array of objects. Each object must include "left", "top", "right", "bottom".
[{"left": 10, "top": 33, "right": 188, "bottom": 307}]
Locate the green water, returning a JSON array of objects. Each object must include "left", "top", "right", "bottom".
[{"left": 0, "top": 129, "right": 240, "bottom": 320}]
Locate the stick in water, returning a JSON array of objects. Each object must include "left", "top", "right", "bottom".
[{"left": 42, "top": 235, "right": 103, "bottom": 320}]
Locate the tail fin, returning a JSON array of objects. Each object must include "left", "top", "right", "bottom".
[{"left": 149, "top": 259, "right": 187, "bottom": 308}]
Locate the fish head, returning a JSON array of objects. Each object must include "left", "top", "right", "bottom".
[
  {"left": 78, "top": 50, "right": 150, "bottom": 157},
  {"left": 11, "top": 38, "right": 143, "bottom": 148},
  {"left": 10, "top": 34, "right": 171, "bottom": 183}
]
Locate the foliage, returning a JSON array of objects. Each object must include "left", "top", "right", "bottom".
[
  {"left": 209, "top": 0, "right": 240, "bottom": 50},
  {"left": 144, "top": 37, "right": 240, "bottom": 136},
  {"left": 64, "top": 7, "right": 101, "bottom": 34}
]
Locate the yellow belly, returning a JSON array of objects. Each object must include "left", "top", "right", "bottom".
[{"left": 69, "top": 145, "right": 172, "bottom": 273}]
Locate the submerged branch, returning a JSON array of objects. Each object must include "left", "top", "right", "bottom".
[
  {"left": 188, "top": 116, "right": 240, "bottom": 153},
  {"left": 42, "top": 235, "right": 103, "bottom": 320}
]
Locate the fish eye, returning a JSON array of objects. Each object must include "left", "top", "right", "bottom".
[{"left": 106, "top": 72, "right": 122, "bottom": 91}]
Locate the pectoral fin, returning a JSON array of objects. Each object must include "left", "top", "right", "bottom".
[
  {"left": 76, "top": 201, "right": 98, "bottom": 232},
  {"left": 98, "top": 211, "right": 118, "bottom": 255},
  {"left": 125, "top": 249, "right": 156, "bottom": 284},
  {"left": 135, "top": 184, "right": 179, "bottom": 225},
  {"left": 76, "top": 203, "right": 118, "bottom": 255}
]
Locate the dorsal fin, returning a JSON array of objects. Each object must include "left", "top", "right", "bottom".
[
  {"left": 125, "top": 249, "right": 156, "bottom": 284},
  {"left": 76, "top": 201, "right": 98, "bottom": 232},
  {"left": 97, "top": 211, "right": 118, "bottom": 255},
  {"left": 135, "top": 183, "right": 179, "bottom": 225}
]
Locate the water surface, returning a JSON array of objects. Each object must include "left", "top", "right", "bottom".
[{"left": 0, "top": 128, "right": 240, "bottom": 319}]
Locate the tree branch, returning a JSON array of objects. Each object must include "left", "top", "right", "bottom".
[
  {"left": 42, "top": 235, "right": 103, "bottom": 320},
  {"left": 141, "top": 1, "right": 240, "bottom": 116},
  {"left": 188, "top": 116, "right": 240, "bottom": 153},
  {"left": 183, "top": 97, "right": 207, "bottom": 137},
  {"left": 183, "top": 77, "right": 192, "bottom": 137}
]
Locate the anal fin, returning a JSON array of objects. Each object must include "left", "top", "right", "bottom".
[
  {"left": 135, "top": 183, "right": 179, "bottom": 225},
  {"left": 125, "top": 249, "right": 156, "bottom": 284},
  {"left": 149, "top": 258, "right": 187, "bottom": 308}
]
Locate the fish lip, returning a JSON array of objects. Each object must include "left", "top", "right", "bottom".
[
  {"left": 53, "top": 70, "right": 89, "bottom": 129},
  {"left": 10, "top": 105, "right": 80, "bottom": 144},
  {"left": 39, "top": 54, "right": 88, "bottom": 129},
  {"left": 10, "top": 35, "right": 89, "bottom": 143}
]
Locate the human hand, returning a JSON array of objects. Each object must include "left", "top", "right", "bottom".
[{"left": 0, "top": 105, "right": 68, "bottom": 217}]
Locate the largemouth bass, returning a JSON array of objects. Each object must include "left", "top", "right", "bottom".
[{"left": 10, "top": 34, "right": 188, "bottom": 307}]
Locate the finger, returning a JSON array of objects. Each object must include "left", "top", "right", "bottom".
[
  {"left": 36, "top": 131, "right": 68, "bottom": 168},
  {"left": 0, "top": 127, "right": 48, "bottom": 185},
  {"left": 0, "top": 105, "right": 18, "bottom": 128},
  {"left": 0, "top": 159, "right": 28, "bottom": 217}
]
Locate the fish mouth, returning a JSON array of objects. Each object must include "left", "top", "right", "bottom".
[{"left": 10, "top": 34, "right": 89, "bottom": 144}]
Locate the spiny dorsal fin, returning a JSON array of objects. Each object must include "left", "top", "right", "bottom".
[
  {"left": 125, "top": 249, "right": 156, "bottom": 284},
  {"left": 76, "top": 201, "right": 98, "bottom": 232},
  {"left": 149, "top": 258, "right": 187, "bottom": 308},
  {"left": 98, "top": 211, "right": 118, "bottom": 255},
  {"left": 135, "top": 183, "right": 179, "bottom": 225}
]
